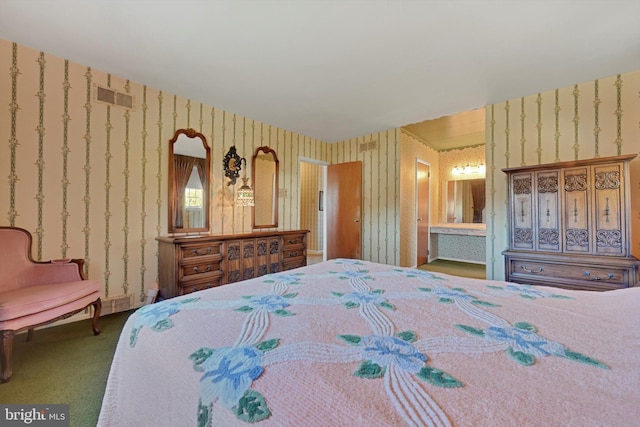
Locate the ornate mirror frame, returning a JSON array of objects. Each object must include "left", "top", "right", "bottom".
[
  {"left": 223, "top": 146, "right": 243, "bottom": 186},
  {"left": 168, "top": 128, "right": 211, "bottom": 233},
  {"left": 252, "top": 146, "right": 279, "bottom": 229}
]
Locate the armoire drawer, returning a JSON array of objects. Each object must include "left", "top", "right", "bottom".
[{"left": 507, "top": 257, "right": 633, "bottom": 291}]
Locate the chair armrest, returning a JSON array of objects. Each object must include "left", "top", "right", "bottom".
[{"left": 67, "top": 258, "right": 87, "bottom": 280}]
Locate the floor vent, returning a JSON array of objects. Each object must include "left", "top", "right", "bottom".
[
  {"left": 359, "top": 140, "right": 378, "bottom": 153},
  {"left": 95, "top": 85, "right": 135, "bottom": 110},
  {"left": 100, "top": 294, "right": 135, "bottom": 315}
]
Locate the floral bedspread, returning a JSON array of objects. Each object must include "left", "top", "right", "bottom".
[{"left": 98, "top": 259, "right": 640, "bottom": 426}]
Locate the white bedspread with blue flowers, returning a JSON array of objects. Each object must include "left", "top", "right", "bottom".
[{"left": 98, "top": 259, "right": 640, "bottom": 426}]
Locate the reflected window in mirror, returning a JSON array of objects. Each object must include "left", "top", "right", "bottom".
[
  {"left": 446, "top": 179, "right": 486, "bottom": 224},
  {"left": 252, "top": 146, "right": 279, "bottom": 229},
  {"left": 169, "top": 129, "right": 211, "bottom": 233}
]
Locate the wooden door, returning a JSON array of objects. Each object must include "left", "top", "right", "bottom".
[
  {"left": 326, "top": 161, "right": 362, "bottom": 260},
  {"left": 417, "top": 162, "right": 430, "bottom": 266}
]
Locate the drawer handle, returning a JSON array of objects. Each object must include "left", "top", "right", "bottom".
[
  {"left": 584, "top": 271, "right": 614, "bottom": 281},
  {"left": 193, "top": 247, "right": 212, "bottom": 256},
  {"left": 288, "top": 251, "right": 300, "bottom": 258},
  {"left": 193, "top": 265, "right": 212, "bottom": 273},
  {"left": 288, "top": 239, "right": 297, "bottom": 244},
  {"left": 521, "top": 265, "right": 544, "bottom": 274}
]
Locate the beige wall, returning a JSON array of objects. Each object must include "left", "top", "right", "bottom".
[
  {"left": 300, "top": 161, "right": 324, "bottom": 252},
  {"left": 329, "top": 129, "right": 402, "bottom": 266},
  {"left": 399, "top": 131, "right": 440, "bottom": 267},
  {"left": 486, "top": 70, "right": 640, "bottom": 280},
  {"left": 0, "top": 40, "right": 328, "bottom": 315}
]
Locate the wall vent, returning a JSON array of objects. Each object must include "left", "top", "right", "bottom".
[
  {"left": 100, "top": 294, "right": 135, "bottom": 315},
  {"left": 94, "top": 85, "right": 135, "bottom": 110},
  {"left": 359, "top": 140, "right": 378, "bottom": 153}
]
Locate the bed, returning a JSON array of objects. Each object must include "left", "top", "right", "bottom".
[{"left": 98, "top": 259, "right": 639, "bottom": 426}]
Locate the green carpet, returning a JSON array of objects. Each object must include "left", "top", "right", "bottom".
[
  {"left": 0, "top": 310, "right": 132, "bottom": 427},
  {"left": 418, "top": 259, "right": 486, "bottom": 279}
]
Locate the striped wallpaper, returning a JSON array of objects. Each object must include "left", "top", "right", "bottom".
[
  {"left": 2, "top": 37, "right": 638, "bottom": 319},
  {"left": 0, "top": 40, "right": 328, "bottom": 309},
  {"left": 485, "top": 70, "right": 640, "bottom": 280},
  {"left": 329, "top": 129, "right": 403, "bottom": 266}
]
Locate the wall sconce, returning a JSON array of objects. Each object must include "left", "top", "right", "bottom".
[
  {"left": 452, "top": 163, "right": 485, "bottom": 177},
  {"left": 236, "top": 177, "right": 255, "bottom": 207}
]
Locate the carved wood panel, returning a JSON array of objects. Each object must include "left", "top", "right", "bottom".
[{"left": 536, "top": 171, "right": 560, "bottom": 252}]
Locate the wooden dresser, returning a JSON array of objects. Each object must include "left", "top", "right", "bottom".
[
  {"left": 502, "top": 154, "right": 639, "bottom": 291},
  {"left": 157, "top": 230, "right": 308, "bottom": 298}
]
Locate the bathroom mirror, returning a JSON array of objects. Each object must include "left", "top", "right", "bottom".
[
  {"left": 252, "top": 146, "right": 279, "bottom": 229},
  {"left": 168, "top": 128, "right": 211, "bottom": 233},
  {"left": 446, "top": 179, "right": 486, "bottom": 224}
]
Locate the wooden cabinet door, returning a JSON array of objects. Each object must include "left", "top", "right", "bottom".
[
  {"left": 226, "top": 240, "right": 243, "bottom": 283},
  {"left": 255, "top": 236, "right": 281, "bottom": 276},
  {"left": 535, "top": 170, "right": 561, "bottom": 252},
  {"left": 510, "top": 172, "right": 534, "bottom": 250},
  {"left": 241, "top": 239, "right": 257, "bottom": 281},
  {"left": 227, "top": 238, "right": 260, "bottom": 282},
  {"left": 592, "top": 162, "right": 626, "bottom": 256},
  {"left": 562, "top": 166, "right": 591, "bottom": 254}
]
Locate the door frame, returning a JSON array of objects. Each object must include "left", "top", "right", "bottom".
[
  {"left": 415, "top": 159, "right": 432, "bottom": 266},
  {"left": 298, "top": 157, "right": 329, "bottom": 262}
]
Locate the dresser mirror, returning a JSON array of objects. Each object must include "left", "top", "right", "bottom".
[
  {"left": 252, "top": 146, "right": 279, "bottom": 229},
  {"left": 446, "top": 179, "right": 486, "bottom": 224},
  {"left": 168, "top": 128, "right": 211, "bottom": 233}
]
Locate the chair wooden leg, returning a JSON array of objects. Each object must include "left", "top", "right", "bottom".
[
  {"left": 92, "top": 298, "right": 102, "bottom": 336},
  {"left": 1, "top": 330, "right": 15, "bottom": 383}
]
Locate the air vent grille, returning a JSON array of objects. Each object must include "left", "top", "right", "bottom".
[
  {"left": 359, "top": 140, "right": 378, "bottom": 153},
  {"left": 95, "top": 85, "right": 135, "bottom": 110}
]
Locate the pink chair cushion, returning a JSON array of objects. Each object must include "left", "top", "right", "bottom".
[{"left": 0, "top": 279, "right": 101, "bottom": 324}]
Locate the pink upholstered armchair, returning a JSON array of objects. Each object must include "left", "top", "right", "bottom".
[{"left": 0, "top": 227, "right": 101, "bottom": 382}]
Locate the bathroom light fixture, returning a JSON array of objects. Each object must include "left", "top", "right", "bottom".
[{"left": 452, "top": 163, "right": 485, "bottom": 177}]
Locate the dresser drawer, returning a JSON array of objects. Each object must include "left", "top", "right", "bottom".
[
  {"left": 179, "top": 274, "right": 224, "bottom": 295},
  {"left": 283, "top": 258, "right": 306, "bottom": 271},
  {"left": 179, "top": 242, "right": 223, "bottom": 260},
  {"left": 283, "top": 248, "right": 305, "bottom": 260},
  {"left": 179, "top": 257, "right": 223, "bottom": 280},
  {"left": 283, "top": 234, "right": 306, "bottom": 250},
  {"left": 508, "top": 258, "right": 631, "bottom": 291},
  {"left": 158, "top": 230, "right": 309, "bottom": 299}
]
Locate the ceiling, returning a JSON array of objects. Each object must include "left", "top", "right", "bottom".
[
  {"left": 403, "top": 108, "right": 485, "bottom": 151},
  {"left": 1, "top": 1, "right": 639, "bottom": 144}
]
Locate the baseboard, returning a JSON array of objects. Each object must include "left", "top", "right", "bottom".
[
  {"left": 100, "top": 294, "right": 136, "bottom": 316},
  {"left": 432, "top": 256, "right": 486, "bottom": 266}
]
